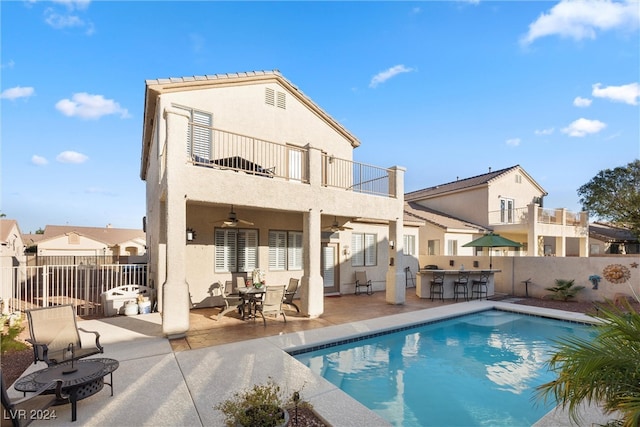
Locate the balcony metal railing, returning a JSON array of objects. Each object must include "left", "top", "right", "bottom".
[
  {"left": 186, "top": 123, "right": 396, "bottom": 197},
  {"left": 189, "top": 124, "right": 309, "bottom": 183},
  {"left": 488, "top": 206, "right": 587, "bottom": 226},
  {"left": 488, "top": 207, "right": 529, "bottom": 225},
  {"left": 322, "top": 154, "right": 395, "bottom": 197}
]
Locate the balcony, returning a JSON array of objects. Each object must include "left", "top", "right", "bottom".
[
  {"left": 187, "top": 125, "right": 397, "bottom": 198},
  {"left": 488, "top": 206, "right": 588, "bottom": 227}
]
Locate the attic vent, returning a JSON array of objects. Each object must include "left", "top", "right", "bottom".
[
  {"left": 276, "top": 91, "right": 286, "bottom": 109},
  {"left": 68, "top": 233, "right": 80, "bottom": 245},
  {"left": 265, "top": 88, "right": 275, "bottom": 106},
  {"left": 515, "top": 174, "right": 522, "bottom": 183}
]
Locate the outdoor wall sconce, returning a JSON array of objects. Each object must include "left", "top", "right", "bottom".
[
  {"left": 473, "top": 261, "right": 479, "bottom": 268},
  {"left": 343, "top": 245, "right": 350, "bottom": 257},
  {"left": 389, "top": 240, "right": 395, "bottom": 250},
  {"left": 449, "top": 260, "right": 455, "bottom": 267},
  {"left": 186, "top": 228, "right": 196, "bottom": 242}
]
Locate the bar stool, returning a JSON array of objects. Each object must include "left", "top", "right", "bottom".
[
  {"left": 430, "top": 271, "right": 445, "bottom": 301},
  {"left": 453, "top": 271, "right": 470, "bottom": 302},
  {"left": 472, "top": 271, "right": 491, "bottom": 300}
]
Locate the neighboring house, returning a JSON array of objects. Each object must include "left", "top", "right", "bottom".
[
  {"left": 589, "top": 222, "right": 640, "bottom": 255},
  {"left": 0, "top": 219, "right": 25, "bottom": 269},
  {"left": 29, "top": 224, "right": 146, "bottom": 264},
  {"left": 405, "top": 165, "right": 589, "bottom": 260},
  {"left": 141, "top": 70, "right": 407, "bottom": 338}
]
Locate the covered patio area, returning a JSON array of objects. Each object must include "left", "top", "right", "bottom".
[{"left": 170, "top": 290, "right": 457, "bottom": 351}]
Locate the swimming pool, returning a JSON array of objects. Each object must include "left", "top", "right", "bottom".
[{"left": 293, "top": 310, "right": 596, "bottom": 426}]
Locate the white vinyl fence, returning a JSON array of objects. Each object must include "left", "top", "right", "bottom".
[{"left": 0, "top": 264, "right": 148, "bottom": 317}]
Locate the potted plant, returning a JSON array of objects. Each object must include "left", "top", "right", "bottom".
[{"left": 216, "top": 377, "right": 303, "bottom": 427}]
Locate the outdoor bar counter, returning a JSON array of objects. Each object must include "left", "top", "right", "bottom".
[{"left": 415, "top": 269, "right": 501, "bottom": 300}]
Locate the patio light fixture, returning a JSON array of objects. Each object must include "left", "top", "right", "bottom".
[{"left": 186, "top": 228, "right": 196, "bottom": 242}]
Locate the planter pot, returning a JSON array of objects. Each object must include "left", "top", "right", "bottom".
[{"left": 237, "top": 406, "right": 289, "bottom": 427}]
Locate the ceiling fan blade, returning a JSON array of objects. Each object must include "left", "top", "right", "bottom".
[{"left": 238, "top": 219, "right": 254, "bottom": 225}]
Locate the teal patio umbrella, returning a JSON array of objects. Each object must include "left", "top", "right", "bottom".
[{"left": 462, "top": 232, "right": 522, "bottom": 269}]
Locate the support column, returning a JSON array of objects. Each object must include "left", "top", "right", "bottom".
[
  {"left": 386, "top": 218, "right": 405, "bottom": 304},
  {"left": 301, "top": 208, "right": 323, "bottom": 318},
  {"left": 161, "top": 107, "right": 191, "bottom": 339},
  {"left": 527, "top": 203, "right": 539, "bottom": 257}
]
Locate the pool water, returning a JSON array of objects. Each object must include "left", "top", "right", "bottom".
[{"left": 293, "top": 310, "right": 595, "bottom": 426}]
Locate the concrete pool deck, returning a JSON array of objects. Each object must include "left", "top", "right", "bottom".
[{"left": 6, "top": 295, "right": 612, "bottom": 426}]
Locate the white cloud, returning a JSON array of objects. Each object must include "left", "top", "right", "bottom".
[
  {"left": 561, "top": 118, "right": 607, "bottom": 137},
  {"left": 55, "top": 93, "right": 130, "bottom": 119},
  {"left": 592, "top": 82, "right": 640, "bottom": 105},
  {"left": 506, "top": 138, "right": 521, "bottom": 146},
  {"left": 369, "top": 65, "right": 415, "bottom": 88},
  {"left": 535, "top": 127, "right": 555, "bottom": 135},
  {"left": 0, "top": 86, "right": 35, "bottom": 100},
  {"left": 573, "top": 96, "right": 592, "bottom": 107},
  {"left": 521, "top": 0, "right": 640, "bottom": 45},
  {"left": 52, "top": 0, "right": 91, "bottom": 10},
  {"left": 31, "top": 155, "right": 48, "bottom": 166},
  {"left": 56, "top": 151, "right": 88, "bottom": 164}
]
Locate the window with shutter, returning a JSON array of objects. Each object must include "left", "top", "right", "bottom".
[
  {"left": 269, "top": 231, "right": 287, "bottom": 271},
  {"left": 238, "top": 229, "right": 258, "bottom": 272},
  {"left": 364, "top": 233, "right": 377, "bottom": 266},
  {"left": 215, "top": 229, "right": 237, "bottom": 272},
  {"left": 403, "top": 235, "right": 415, "bottom": 256},
  {"left": 174, "top": 105, "right": 212, "bottom": 160},
  {"left": 287, "top": 231, "right": 303, "bottom": 270}
]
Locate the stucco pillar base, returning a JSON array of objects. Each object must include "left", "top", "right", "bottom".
[
  {"left": 161, "top": 279, "right": 191, "bottom": 338},
  {"left": 301, "top": 274, "right": 324, "bottom": 318},
  {"left": 386, "top": 271, "right": 406, "bottom": 304}
]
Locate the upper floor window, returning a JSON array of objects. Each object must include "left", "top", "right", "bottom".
[
  {"left": 427, "top": 239, "right": 440, "bottom": 256},
  {"left": 174, "top": 105, "right": 212, "bottom": 161},
  {"left": 500, "top": 198, "right": 514, "bottom": 223},
  {"left": 447, "top": 239, "right": 458, "bottom": 256},
  {"left": 214, "top": 228, "right": 257, "bottom": 273},
  {"left": 268, "top": 230, "right": 303, "bottom": 271},
  {"left": 403, "top": 235, "right": 416, "bottom": 256},
  {"left": 351, "top": 233, "right": 377, "bottom": 267}
]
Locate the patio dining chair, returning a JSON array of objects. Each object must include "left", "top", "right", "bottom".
[
  {"left": 26, "top": 304, "right": 103, "bottom": 367},
  {"left": 355, "top": 271, "right": 373, "bottom": 295},
  {"left": 254, "top": 285, "right": 287, "bottom": 326},
  {"left": 1, "top": 370, "right": 68, "bottom": 427},
  {"left": 215, "top": 281, "right": 244, "bottom": 321},
  {"left": 283, "top": 278, "right": 300, "bottom": 312}
]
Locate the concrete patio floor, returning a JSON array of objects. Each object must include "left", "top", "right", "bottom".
[{"left": 6, "top": 291, "right": 612, "bottom": 426}]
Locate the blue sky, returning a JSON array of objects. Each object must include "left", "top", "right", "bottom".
[{"left": 2, "top": 0, "right": 639, "bottom": 234}]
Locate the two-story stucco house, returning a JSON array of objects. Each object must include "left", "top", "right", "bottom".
[
  {"left": 141, "top": 70, "right": 407, "bottom": 338},
  {"left": 405, "top": 165, "right": 589, "bottom": 262},
  {"left": 0, "top": 219, "right": 25, "bottom": 269}
]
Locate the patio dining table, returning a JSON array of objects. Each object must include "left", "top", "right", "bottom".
[{"left": 237, "top": 286, "right": 266, "bottom": 320}]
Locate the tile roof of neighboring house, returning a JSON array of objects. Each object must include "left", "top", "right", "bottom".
[
  {"left": 0, "top": 219, "right": 21, "bottom": 242},
  {"left": 589, "top": 222, "right": 639, "bottom": 243},
  {"left": 38, "top": 225, "right": 145, "bottom": 246},
  {"left": 404, "top": 202, "right": 489, "bottom": 233},
  {"left": 142, "top": 70, "right": 360, "bottom": 179},
  {"left": 23, "top": 233, "right": 46, "bottom": 246},
  {"left": 405, "top": 165, "right": 547, "bottom": 201}
]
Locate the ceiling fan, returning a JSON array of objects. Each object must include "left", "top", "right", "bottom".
[
  {"left": 323, "top": 216, "right": 353, "bottom": 232},
  {"left": 212, "top": 206, "right": 254, "bottom": 227}
]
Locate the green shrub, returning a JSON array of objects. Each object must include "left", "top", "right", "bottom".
[
  {"left": 545, "top": 279, "right": 585, "bottom": 301},
  {"left": 1, "top": 315, "right": 29, "bottom": 354}
]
